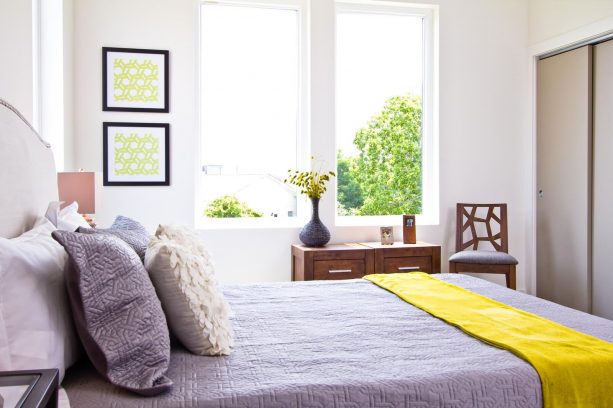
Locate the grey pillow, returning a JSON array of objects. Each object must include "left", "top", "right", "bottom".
[
  {"left": 78, "top": 216, "right": 149, "bottom": 261},
  {"left": 52, "top": 230, "right": 172, "bottom": 396}
]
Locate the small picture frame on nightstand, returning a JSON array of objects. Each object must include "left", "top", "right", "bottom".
[{"left": 380, "top": 226, "right": 394, "bottom": 245}]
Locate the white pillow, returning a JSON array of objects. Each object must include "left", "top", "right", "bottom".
[
  {"left": 0, "top": 217, "right": 80, "bottom": 380},
  {"left": 154, "top": 225, "right": 213, "bottom": 267},
  {"left": 45, "top": 201, "right": 90, "bottom": 231},
  {"left": 145, "top": 225, "right": 233, "bottom": 356}
]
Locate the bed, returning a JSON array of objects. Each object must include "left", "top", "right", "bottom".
[{"left": 2, "top": 98, "right": 613, "bottom": 407}]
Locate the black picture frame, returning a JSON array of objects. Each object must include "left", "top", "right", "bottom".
[
  {"left": 103, "top": 122, "right": 170, "bottom": 186},
  {"left": 102, "top": 47, "right": 169, "bottom": 112}
]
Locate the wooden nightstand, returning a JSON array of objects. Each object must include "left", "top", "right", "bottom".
[{"left": 292, "top": 241, "right": 441, "bottom": 281}]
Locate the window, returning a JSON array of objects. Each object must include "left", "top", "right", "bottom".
[
  {"left": 335, "top": 3, "right": 437, "bottom": 224},
  {"left": 199, "top": 1, "right": 304, "bottom": 225},
  {"left": 35, "top": 0, "right": 66, "bottom": 170},
  {"left": 198, "top": 0, "right": 438, "bottom": 227}
]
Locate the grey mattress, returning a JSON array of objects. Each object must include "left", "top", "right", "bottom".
[{"left": 63, "top": 274, "right": 613, "bottom": 407}]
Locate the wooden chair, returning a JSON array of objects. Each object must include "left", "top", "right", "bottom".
[{"left": 449, "top": 203, "right": 518, "bottom": 289}]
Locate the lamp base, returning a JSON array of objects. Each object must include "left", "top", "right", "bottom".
[{"left": 82, "top": 214, "right": 97, "bottom": 228}]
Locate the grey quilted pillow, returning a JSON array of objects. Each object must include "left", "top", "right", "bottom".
[
  {"left": 52, "top": 231, "right": 172, "bottom": 396},
  {"left": 78, "top": 216, "right": 149, "bottom": 261}
]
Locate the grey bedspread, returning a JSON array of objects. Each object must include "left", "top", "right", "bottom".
[{"left": 63, "top": 274, "right": 613, "bottom": 407}]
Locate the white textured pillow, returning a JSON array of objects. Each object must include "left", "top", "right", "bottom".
[
  {"left": 45, "top": 201, "right": 90, "bottom": 231},
  {"left": 145, "top": 225, "right": 233, "bottom": 356},
  {"left": 0, "top": 217, "right": 80, "bottom": 380},
  {"left": 154, "top": 225, "right": 212, "bottom": 265}
]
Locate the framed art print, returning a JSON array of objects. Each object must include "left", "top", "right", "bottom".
[
  {"left": 103, "top": 122, "right": 170, "bottom": 186},
  {"left": 102, "top": 47, "right": 169, "bottom": 112}
]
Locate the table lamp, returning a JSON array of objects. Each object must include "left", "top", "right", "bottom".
[{"left": 57, "top": 171, "right": 96, "bottom": 226}]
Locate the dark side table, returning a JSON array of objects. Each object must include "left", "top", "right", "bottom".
[
  {"left": 292, "top": 241, "right": 441, "bottom": 281},
  {"left": 0, "top": 369, "right": 58, "bottom": 408}
]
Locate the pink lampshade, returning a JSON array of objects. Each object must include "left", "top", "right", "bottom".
[{"left": 57, "top": 172, "right": 96, "bottom": 214}]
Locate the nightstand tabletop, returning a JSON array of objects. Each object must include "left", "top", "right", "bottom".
[
  {"left": 360, "top": 241, "right": 440, "bottom": 249},
  {"left": 0, "top": 369, "right": 58, "bottom": 408}
]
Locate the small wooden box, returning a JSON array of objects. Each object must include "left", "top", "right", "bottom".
[{"left": 402, "top": 214, "right": 416, "bottom": 244}]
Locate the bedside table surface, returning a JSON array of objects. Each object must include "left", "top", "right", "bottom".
[
  {"left": 0, "top": 369, "right": 58, "bottom": 408},
  {"left": 292, "top": 243, "right": 367, "bottom": 251},
  {"left": 360, "top": 241, "right": 440, "bottom": 249}
]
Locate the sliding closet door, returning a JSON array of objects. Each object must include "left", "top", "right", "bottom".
[
  {"left": 593, "top": 40, "right": 613, "bottom": 319},
  {"left": 536, "top": 46, "right": 592, "bottom": 312}
]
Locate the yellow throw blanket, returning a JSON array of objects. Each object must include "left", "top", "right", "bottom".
[{"left": 364, "top": 272, "right": 613, "bottom": 408}]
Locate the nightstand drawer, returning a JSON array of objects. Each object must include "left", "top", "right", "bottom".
[
  {"left": 383, "top": 256, "right": 432, "bottom": 274},
  {"left": 314, "top": 259, "right": 366, "bottom": 280}
]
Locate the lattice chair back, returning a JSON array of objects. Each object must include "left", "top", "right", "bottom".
[{"left": 455, "top": 203, "right": 509, "bottom": 254}]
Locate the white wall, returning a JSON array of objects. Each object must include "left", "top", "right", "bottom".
[
  {"left": 72, "top": 0, "right": 533, "bottom": 289},
  {"left": 0, "top": 0, "right": 35, "bottom": 122},
  {"left": 0, "top": 0, "right": 75, "bottom": 170},
  {"left": 2, "top": 0, "right": 607, "bottom": 291},
  {"left": 529, "top": 0, "right": 613, "bottom": 47},
  {"left": 73, "top": 0, "right": 197, "bottom": 232}
]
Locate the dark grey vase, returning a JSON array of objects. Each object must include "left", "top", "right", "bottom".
[{"left": 299, "top": 197, "right": 330, "bottom": 247}]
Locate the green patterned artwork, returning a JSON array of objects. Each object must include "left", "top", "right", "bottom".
[
  {"left": 103, "top": 122, "right": 169, "bottom": 186},
  {"left": 103, "top": 47, "right": 169, "bottom": 112},
  {"left": 114, "top": 132, "right": 160, "bottom": 176},
  {"left": 113, "top": 58, "right": 159, "bottom": 103}
]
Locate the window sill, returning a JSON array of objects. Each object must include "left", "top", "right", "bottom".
[
  {"left": 196, "top": 217, "right": 305, "bottom": 230},
  {"left": 196, "top": 214, "right": 439, "bottom": 230},
  {"left": 335, "top": 214, "right": 439, "bottom": 227}
]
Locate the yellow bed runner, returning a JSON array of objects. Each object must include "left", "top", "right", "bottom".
[{"left": 364, "top": 272, "right": 613, "bottom": 408}]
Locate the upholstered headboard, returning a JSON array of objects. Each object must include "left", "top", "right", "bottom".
[{"left": 0, "top": 98, "right": 57, "bottom": 238}]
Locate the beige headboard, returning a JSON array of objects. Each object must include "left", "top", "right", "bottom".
[{"left": 0, "top": 98, "right": 57, "bottom": 238}]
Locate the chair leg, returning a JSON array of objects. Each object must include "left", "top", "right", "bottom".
[
  {"left": 449, "top": 261, "right": 457, "bottom": 273},
  {"left": 506, "top": 265, "right": 516, "bottom": 290}
]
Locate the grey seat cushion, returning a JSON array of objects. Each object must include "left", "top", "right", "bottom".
[
  {"left": 449, "top": 250, "right": 518, "bottom": 265},
  {"left": 52, "top": 230, "right": 172, "bottom": 396},
  {"left": 78, "top": 216, "right": 149, "bottom": 261}
]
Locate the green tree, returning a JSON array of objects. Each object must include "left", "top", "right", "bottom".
[
  {"left": 352, "top": 94, "right": 422, "bottom": 215},
  {"left": 336, "top": 150, "right": 363, "bottom": 212},
  {"left": 204, "top": 195, "right": 263, "bottom": 218}
]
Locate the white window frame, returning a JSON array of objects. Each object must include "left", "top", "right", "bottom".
[
  {"left": 195, "top": 0, "right": 438, "bottom": 228},
  {"left": 195, "top": 0, "right": 310, "bottom": 229},
  {"left": 334, "top": 1, "right": 439, "bottom": 227},
  {"left": 33, "top": 0, "right": 67, "bottom": 171}
]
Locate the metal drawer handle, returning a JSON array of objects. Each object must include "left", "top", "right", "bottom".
[
  {"left": 329, "top": 269, "right": 352, "bottom": 274},
  {"left": 398, "top": 266, "right": 420, "bottom": 271}
]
